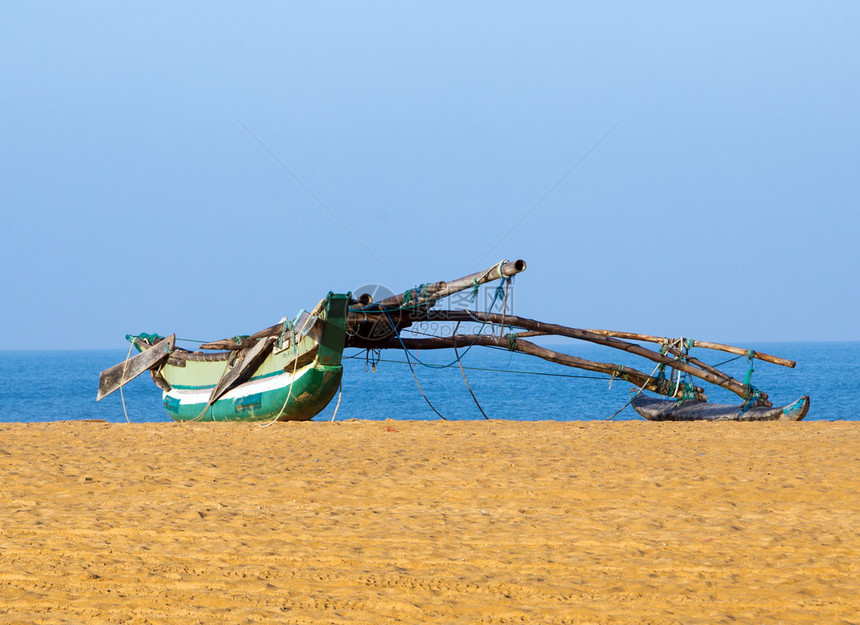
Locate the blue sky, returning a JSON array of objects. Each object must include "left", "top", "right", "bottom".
[{"left": 1, "top": 1, "right": 858, "bottom": 350}]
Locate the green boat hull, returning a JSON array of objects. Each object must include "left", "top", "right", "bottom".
[
  {"left": 163, "top": 363, "right": 343, "bottom": 422},
  {"left": 134, "top": 292, "right": 350, "bottom": 423}
]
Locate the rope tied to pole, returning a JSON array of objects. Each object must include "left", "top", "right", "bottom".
[
  {"left": 743, "top": 349, "right": 756, "bottom": 392},
  {"left": 671, "top": 337, "right": 696, "bottom": 405},
  {"left": 469, "top": 278, "right": 481, "bottom": 302},
  {"left": 739, "top": 350, "right": 763, "bottom": 414},
  {"left": 676, "top": 382, "right": 697, "bottom": 406},
  {"left": 604, "top": 360, "right": 664, "bottom": 421}
]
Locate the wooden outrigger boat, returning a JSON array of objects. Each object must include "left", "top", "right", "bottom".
[{"left": 97, "top": 259, "right": 810, "bottom": 422}]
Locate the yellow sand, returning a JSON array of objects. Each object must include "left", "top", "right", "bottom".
[{"left": 1, "top": 420, "right": 857, "bottom": 624}]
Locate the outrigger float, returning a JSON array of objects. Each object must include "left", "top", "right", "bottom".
[{"left": 97, "top": 260, "right": 809, "bottom": 422}]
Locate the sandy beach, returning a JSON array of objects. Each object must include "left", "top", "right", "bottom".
[{"left": 0, "top": 420, "right": 857, "bottom": 624}]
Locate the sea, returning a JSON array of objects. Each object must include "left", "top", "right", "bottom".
[{"left": 1, "top": 342, "right": 857, "bottom": 423}]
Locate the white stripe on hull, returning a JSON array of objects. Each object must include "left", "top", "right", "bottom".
[{"left": 164, "top": 362, "right": 314, "bottom": 405}]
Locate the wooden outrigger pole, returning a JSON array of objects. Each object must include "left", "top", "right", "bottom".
[
  {"left": 345, "top": 258, "right": 806, "bottom": 416},
  {"left": 347, "top": 332, "right": 707, "bottom": 401},
  {"left": 421, "top": 310, "right": 770, "bottom": 406}
]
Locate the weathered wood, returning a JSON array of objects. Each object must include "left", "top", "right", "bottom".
[
  {"left": 199, "top": 337, "right": 256, "bottom": 351},
  {"left": 423, "top": 259, "right": 526, "bottom": 304},
  {"left": 282, "top": 345, "right": 319, "bottom": 373},
  {"left": 424, "top": 310, "right": 768, "bottom": 405},
  {"left": 97, "top": 335, "right": 176, "bottom": 401},
  {"left": 631, "top": 394, "right": 810, "bottom": 422},
  {"left": 347, "top": 310, "right": 413, "bottom": 343},
  {"left": 368, "top": 259, "right": 526, "bottom": 311},
  {"left": 200, "top": 311, "right": 320, "bottom": 351},
  {"left": 347, "top": 333, "right": 707, "bottom": 401},
  {"left": 578, "top": 330, "right": 795, "bottom": 368},
  {"left": 370, "top": 281, "right": 448, "bottom": 310},
  {"left": 207, "top": 337, "right": 275, "bottom": 405}
]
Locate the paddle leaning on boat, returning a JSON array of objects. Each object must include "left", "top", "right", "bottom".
[{"left": 97, "top": 259, "right": 810, "bottom": 422}]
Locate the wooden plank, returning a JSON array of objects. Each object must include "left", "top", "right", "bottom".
[
  {"left": 207, "top": 337, "right": 275, "bottom": 405},
  {"left": 97, "top": 335, "right": 175, "bottom": 401}
]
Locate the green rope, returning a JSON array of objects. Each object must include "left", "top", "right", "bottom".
[
  {"left": 740, "top": 387, "right": 764, "bottom": 413},
  {"left": 126, "top": 332, "right": 162, "bottom": 344},
  {"left": 676, "top": 382, "right": 697, "bottom": 406},
  {"left": 654, "top": 377, "right": 675, "bottom": 396},
  {"left": 494, "top": 279, "right": 507, "bottom": 303},
  {"left": 743, "top": 349, "right": 756, "bottom": 397},
  {"left": 739, "top": 349, "right": 763, "bottom": 413},
  {"left": 469, "top": 278, "right": 480, "bottom": 302},
  {"left": 232, "top": 335, "right": 249, "bottom": 346},
  {"left": 505, "top": 333, "right": 518, "bottom": 351},
  {"left": 671, "top": 337, "right": 694, "bottom": 404}
]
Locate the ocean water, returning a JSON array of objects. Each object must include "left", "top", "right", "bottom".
[{"left": 0, "top": 342, "right": 857, "bottom": 423}]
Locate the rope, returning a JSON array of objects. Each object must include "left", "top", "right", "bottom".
[
  {"left": 604, "top": 360, "right": 663, "bottom": 420},
  {"left": 469, "top": 278, "right": 480, "bottom": 302},
  {"left": 402, "top": 336, "right": 447, "bottom": 420},
  {"left": 118, "top": 341, "right": 134, "bottom": 423},
  {"left": 670, "top": 337, "right": 695, "bottom": 406},
  {"left": 676, "top": 382, "right": 697, "bottom": 406},
  {"left": 343, "top": 353, "right": 632, "bottom": 381},
  {"left": 738, "top": 350, "right": 763, "bottom": 414},
  {"left": 259, "top": 349, "right": 301, "bottom": 427},
  {"left": 364, "top": 347, "right": 381, "bottom": 373},
  {"left": 330, "top": 383, "right": 343, "bottom": 422},
  {"left": 739, "top": 388, "right": 764, "bottom": 415},
  {"left": 712, "top": 353, "right": 744, "bottom": 368},
  {"left": 380, "top": 285, "right": 506, "bottom": 369},
  {"left": 383, "top": 314, "right": 447, "bottom": 420},
  {"left": 743, "top": 349, "right": 756, "bottom": 394},
  {"left": 498, "top": 277, "right": 511, "bottom": 339},
  {"left": 453, "top": 322, "right": 489, "bottom": 420},
  {"left": 190, "top": 355, "right": 233, "bottom": 422}
]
